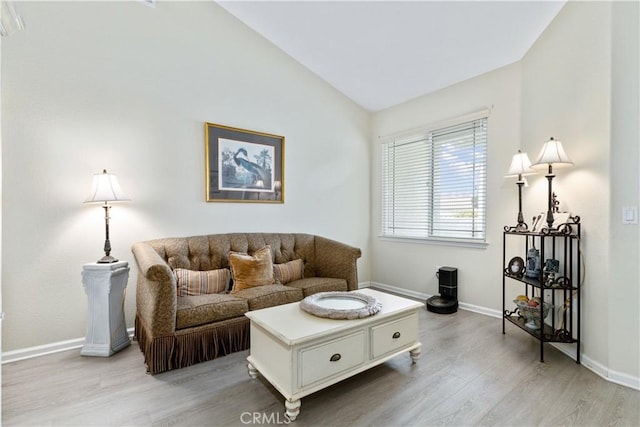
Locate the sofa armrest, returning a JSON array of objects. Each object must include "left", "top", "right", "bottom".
[
  {"left": 131, "top": 242, "right": 177, "bottom": 336},
  {"left": 314, "top": 236, "right": 362, "bottom": 291}
]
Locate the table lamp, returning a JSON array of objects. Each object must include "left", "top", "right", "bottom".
[
  {"left": 505, "top": 150, "right": 536, "bottom": 231},
  {"left": 531, "top": 137, "right": 573, "bottom": 230},
  {"left": 84, "top": 169, "right": 130, "bottom": 263}
]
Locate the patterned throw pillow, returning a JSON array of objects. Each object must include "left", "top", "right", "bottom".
[
  {"left": 229, "top": 245, "right": 276, "bottom": 294},
  {"left": 273, "top": 259, "right": 305, "bottom": 284},
  {"left": 175, "top": 268, "right": 231, "bottom": 297}
]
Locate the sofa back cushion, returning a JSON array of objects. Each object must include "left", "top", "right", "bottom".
[{"left": 149, "top": 233, "right": 317, "bottom": 278}]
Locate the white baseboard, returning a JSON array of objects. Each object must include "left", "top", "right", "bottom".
[
  {"left": 458, "top": 301, "right": 502, "bottom": 319},
  {"left": 365, "top": 281, "right": 430, "bottom": 301},
  {"left": 2, "top": 328, "right": 135, "bottom": 364},
  {"left": 608, "top": 368, "right": 640, "bottom": 390},
  {"left": 575, "top": 351, "right": 640, "bottom": 390},
  {"left": 4, "top": 285, "right": 639, "bottom": 392},
  {"left": 367, "top": 281, "right": 502, "bottom": 318},
  {"left": 366, "top": 281, "right": 639, "bottom": 391}
]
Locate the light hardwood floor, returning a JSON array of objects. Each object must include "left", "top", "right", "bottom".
[{"left": 3, "top": 301, "right": 639, "bottom": 426}]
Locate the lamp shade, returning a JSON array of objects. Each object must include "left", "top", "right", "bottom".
[
  {"left": 84, "top": 169, "right": 130, "bottom": 203},
  {"left": 531, "top": 137, "right": 574, "bottom": 169},
  {"left": 505, "top": 150, "right": 536, "bottom": 177}
]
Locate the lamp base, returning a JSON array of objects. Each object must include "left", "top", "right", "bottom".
[{"left": 97, "top": 255, "right": 119, "bottom": 264}]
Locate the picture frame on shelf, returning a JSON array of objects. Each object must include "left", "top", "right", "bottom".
[
  {"left": 543, "top": 258, "right": 560, "bottom": 286},
  {"left": 544, "top": 258, "right": 560, "bottom": 274},
  {"left": 205, "top": 123, "right": 284, "bottom": 203},
  {"left": 507, "top": 256, "right": 526, "bottom": 278}
]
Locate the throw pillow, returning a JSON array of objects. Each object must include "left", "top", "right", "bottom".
[
  {"left": 229, "top": 245, "right": 276, "bottom": 293},
  {"left": 273, "top": 259, "right": 305, "bottom": 284},
  {"left": 175, "top": 268, "right": 231, "bottom": 297}
]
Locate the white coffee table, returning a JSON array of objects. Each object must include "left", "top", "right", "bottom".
[{"left": 245, "top": 288, "right": 422, "bottom": 421}]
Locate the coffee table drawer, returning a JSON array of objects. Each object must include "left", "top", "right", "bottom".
[
  {"left": 299, "top": 331, "right": 365, "bottom": 387},
  {"left": 371, "top": 313, "right": 418, "bottom": 359}
]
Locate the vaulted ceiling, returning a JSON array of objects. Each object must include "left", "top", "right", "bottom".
[{"left": 218, "top": 1, "right": 566, "bottom": 112}]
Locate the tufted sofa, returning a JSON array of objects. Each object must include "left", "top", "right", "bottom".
[{"left": 132, "top": 233, "right": 361, "bottom": 374}]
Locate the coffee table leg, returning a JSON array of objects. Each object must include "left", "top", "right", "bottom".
[
  {"left": 285, "top": 399, "right": 301, "bottom": 421},
  {"left": 410, "top": 346, "right": 421, "bottom": 364},
  {"left": 247, "top": 362, "right": 258, "bottom": 379}
]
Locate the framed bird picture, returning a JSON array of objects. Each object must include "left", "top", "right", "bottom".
[{"left": 205, "top": 122, "right": 284, "bottom": 203}]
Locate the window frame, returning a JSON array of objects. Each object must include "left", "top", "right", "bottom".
[{"left": 379, "top": 110, "right": 489, "bottom": 248}]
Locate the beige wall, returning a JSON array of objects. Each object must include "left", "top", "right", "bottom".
[
  {"left": 2, "top": 0, "right": 637, "bottom": 388},
  {"left": 371, "top": 2, "right": 639, "bottom": 385},
  {"left": 521, "top": 1, "right": 640, "bottom": 383},
  {"left": 609, "top": 1, "right": 639, "bottom": 382},
  {"left": 371, "top": 62, "right": 522, "bottom": 309},
  {"left": 521, "top": 1, "right": 613, "bottom": 371},
  {"left": 1, "top": 1, "right": 371, "bottom": 351}
]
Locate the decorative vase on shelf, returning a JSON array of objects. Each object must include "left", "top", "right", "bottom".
[{"left": 525, "top": 245, "right": 541, "bottom": 279}]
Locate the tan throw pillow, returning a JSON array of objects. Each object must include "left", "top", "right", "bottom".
[
  {"left": 175, "top": 268, "right": 230, "bottom": 297},
  {"left": 273, "top": 259, "right": 305, "bottom": 284},
  {"left": 229, "top": 245, "right": 276, "bottom": 293}
]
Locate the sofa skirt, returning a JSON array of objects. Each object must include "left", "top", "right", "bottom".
[{"left": 135, "top": 315, "right": 250, "bottom": 375}]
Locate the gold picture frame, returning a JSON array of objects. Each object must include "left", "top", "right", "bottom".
[{"left": 205, "top": 122, "right": 284, "bottom": 203}]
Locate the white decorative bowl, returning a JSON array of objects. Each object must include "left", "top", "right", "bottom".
[
  {"left": 300, "top": 291, "right": 381, "bottom": 320},
  {"left": 514, "top": 300, "right": 553, "bottom": 330}
]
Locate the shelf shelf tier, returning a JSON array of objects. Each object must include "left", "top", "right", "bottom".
[
  {"left": 503, "top": 272, "right": 578, "bottom": 290},
  {"left": 504, "top": 314, "right": 577, "bottom": 343}
]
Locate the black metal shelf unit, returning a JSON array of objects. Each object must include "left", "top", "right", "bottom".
[{"left": 502, "top": 216, "right": 581, "bottom": 363}]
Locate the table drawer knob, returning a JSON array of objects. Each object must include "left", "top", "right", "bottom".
[
  {"left": 392, "top": 332, "right": 401, "bottom": 339},
  {"left": 330, "top": 353, "right": 341, "bottom": 362}
]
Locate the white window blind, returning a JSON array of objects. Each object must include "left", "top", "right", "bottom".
[{"left": 381, "top": 117, "right": 487, "bottom": 241}]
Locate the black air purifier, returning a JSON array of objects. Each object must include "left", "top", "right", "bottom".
[{"left": 426, "top": 267, "right": 458, "bottom": 314}]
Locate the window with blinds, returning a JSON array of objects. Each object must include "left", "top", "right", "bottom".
[{"left": 381, "top": 117, "right": 487, "bottom": 241}]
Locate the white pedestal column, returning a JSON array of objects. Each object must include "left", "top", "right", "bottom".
[{"left": 81, "top": 261, "right": 131, "bottom": 357}]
